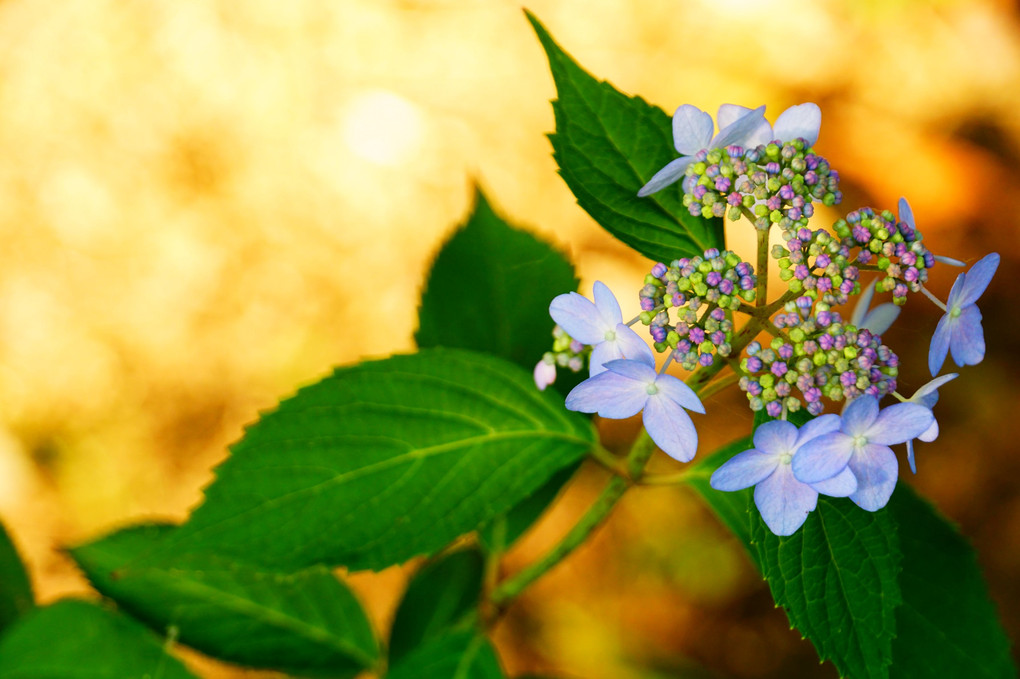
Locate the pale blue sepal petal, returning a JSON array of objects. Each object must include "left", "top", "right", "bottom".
[
  {"left": 710, "top": 449, "right": 778, "bottom": 491},
  {"left": 549, "top": 292, "right": 606, "bottom": 345},
  {"left": 643, "top": 396, "right": 698, "bottom": 462},
  {"left": 850, "top": 279, "right": 877, "bottom": 327},
  {"left": 672, "top": 105, "right": 714, "bottom": 155},
  {"left": 612, "top": 324, "right": 655, "bottom": 367},
  {"left": 912, "top": 372, "right": 958, "bottom": 408},
  {"left": 950, "top": 305, "right": 985, "bottom": 367},
  {"left": 637, "top": 156, "right": 695, "bottom": 197},
  {"left": 752, "top": 420, "right": 798, "bottom": 456},
  {"left": 565, "top": 371, "right": 646, "bottom": 418},
  {"left": 603, "top": 358, "right": 655, "bottom": 382},
  {"left": 754, "top": 465, "right": 818, "bottom": 536},
  {"left": 848, "top": 443, "right": 899, "bottom": 511},
  {"left": 591, "top": 281, "right": 623, "bottom": 325},
  {"left": 861, "top": 303, "right": 900, "bottom": 336},
  {"left": 588, "top": 341, "right": 621, "bottom": 376},
  {"left": 772, "top": 103, "right": 821, "bottom": 145},
  {"left": 712, "top": 105, "right": 768, "bottom": 149},
  {"left": 918, "top": 418, "right": 939, "bottom": 443},
  {"left": 897, "top": 197, "right": 915, "bottom": 230},
  {"left": 933, "top": 254, "right": 966, "bottom": 267},
  {"left": 794, "top": 413, "right": 841, "bottom": 449},
  {"left": 809, "top": 467, "right": 857, "bottom": 498},
  {"left": 944, "top": 272, "right": 968, "bottom": 309},
  {"left": 716, "top": 103, "right": 756, "bottom": 130},
  {"left": 791, "top": 432, "right": 854, "bottom": 483},
  {"left": 867, "top": 402, "right": 934, "bottom": 445},
  {"left": 906, "top": 439, "right": 917, "bottom": 474},
  {"left": 841, "top": 395, "right": 879, "bottom": 436},
  {"left": 928, "top": 312, "right": 952, "bottom": 376},
  {"left": 957, "top": 252, "right": 999, "bottom": 307},
  {"left": 655, "top": 374, "right": 705, "bottom": 414}
]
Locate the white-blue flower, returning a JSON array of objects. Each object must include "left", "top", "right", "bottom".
[
  {"left": 850, "top": 279, "right": 900, "bottom": 335},
  {"left": 710, "top": 416, "right": 856, "bottom": 536},
  {"left": 928, "top": 253, "right": 999, "bottom": 376},
  {"left": 565, "top": 358, "right": 705, "bottom": 462},
  {"left": 902, "top": 373, "right": 957, "bottom": 473},
  {"left": 792, "top": 395, "right": 934, "bottom": 511},
  {"left": 637, "top": 104, "right": 772, "bottom": 197},
  {"left": 549, "top": 281, "right": 653, "bottom": 376}
]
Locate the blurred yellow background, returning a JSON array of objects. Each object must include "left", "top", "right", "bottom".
[{"left": 0, "top": 0, "right": 1018, "bottom": 677}]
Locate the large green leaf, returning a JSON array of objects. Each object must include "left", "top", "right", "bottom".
[
  {"left": 528, "top": 11, "right": 724, "bottom": 263},
  {"left": 149, "top": 348, "right": 594, "bottom": 572},
  {"left": 389, "top": 547, "right": 485, "bottom": 665},
  {"left": 69, "top": 524, "right": 378, "bottom": 678},
  {"left": 477, "top": 461, "right": 580, "bottom": 553},
  {"left": 0, "top": 599, "right": 196, "bottom": 679},
  {"left": 0, "top": 521, "right": 33, "bottom": 634},
  {"left": 416, "top": 187, "right": 578, "bottom": 372},
  {"left": 387, "top": 632, "right": 504, "bottom": 679},
  {"left": 751, "top": 497, "right": 901, "bottom": 679},
  {"left": 889, "top": 486, "right": 1016, "bottom": 679}
]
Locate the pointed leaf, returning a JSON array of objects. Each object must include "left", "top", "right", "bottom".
[
  {"left": 69, "top": 524, "right": 378, "bottom": 678},
  {"left": 389, "top": 547, "right": 485, "bottom": 665},
  {"left": 416, "top": 187, "right": 578, "bottom": 371},
  {"left": 528, "top": 11, "right": 724, "bottom": 262},
  {"left": 0, "top": 521, "right": 33, "bottom": 634},
  {"left": 889, "top": 486, "right": 1016, "bottom": 679},
  {"left": 145, "top": 348, "right": 595, "bottom": 571},
  {"left": 387, "top": 632, "right": 504, "bottom": 679},
  {"left": 477, "top": 461, "right": 580, "bottom": 553},
  {"left": 0, "top": 599, "right": 196, "bottom": 679}
]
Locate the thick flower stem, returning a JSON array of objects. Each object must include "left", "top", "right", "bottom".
[{"left": 756, "top": 224, "right": 770, "bottom": 307}]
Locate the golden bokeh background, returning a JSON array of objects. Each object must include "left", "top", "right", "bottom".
[{"left": 0, "top": 0, "right": 1018, "bottom": 677}]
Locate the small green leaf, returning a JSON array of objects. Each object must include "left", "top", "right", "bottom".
[
  {"left": 889, "top": 486, "right": 1016, "bottom": 679},
  {"left": 389, "top": 547, "right": 485, "bottom": 665},
  {"left": 69, "top": 524, "right": 378, "bottom": 678},
  {"left": 151, "top": 348, "right": 594, "bottom": 572},
  {"left": 477, "top": 461, "right": 579, "bottom": 553},
  {"left": 752, "top": 497, "right": 902, "bottom": 679},
  {"left": 684, "top": 437, "right": 753, "bottom": 549},
  {"left": 0, "top": 521, "right": 33, "bottom": 634},
  {"left": 416, "top": 187, "right": 578, "bottom": 372},
  {"left": 387, "top": 632, "right": 504, "bottom": 679},
  {"left": 527, "top": 11, "right": 724, "bottom": 262},
  {"left": 0, "top": 599, "right": 196, "bottom": 679}
]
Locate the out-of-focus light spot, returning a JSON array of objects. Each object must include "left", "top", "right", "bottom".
[
  {"left": 342, "top": 90, "right": 424, "bottom": 167},
  {"left": 0, "top": 429, "right": 34, "bottom": 512}
]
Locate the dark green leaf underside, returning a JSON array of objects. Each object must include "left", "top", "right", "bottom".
[
  {"left": 387, "top": 632, "right": 504, "bottom": 679},
  {"left": 0, "top": 521, "right": 34, "bottom": 635}
]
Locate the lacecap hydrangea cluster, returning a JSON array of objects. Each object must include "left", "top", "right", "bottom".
[{"left": 535, "top": 102, "right": 1000, "bottom": 536}]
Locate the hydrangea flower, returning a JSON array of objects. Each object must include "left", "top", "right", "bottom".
[
  {"left": 549, "top": 281, "right": 653, "bottom": 376},
  {"left": 792, "top": 395, "right": 934, "bottom": 511},
  {"left": 928, "top": 252, "right": 1000, "bottom": 376},
  {"left": 902, "top": 373, "right": 957, "bottom": 473},
  {"left": 710, "top": 415, "right": 856, "bottom": 535},
  {"left": 898, "top": 197, "right": 964, "bottom": 267},
  {"left": 726, "top": 101, "right": 821, "bottom": 146},
  {"left": 850, "top": 279, "right": 900, "bottom": 335},
  {"left": 637, "top": 104, "right": 771, "bottom": 197},
  {"left": 565, "top": 358, "right": 705, "bottom": 462}
]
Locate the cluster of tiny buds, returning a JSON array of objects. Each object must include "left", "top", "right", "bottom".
[
  {"left": 774, "top": 226, "right": 860, "bottom": 309},
  {"left": 738, "top": 308, "right": 898, "bottom": 416},
  {"left": 638, "top": 248, "right": 755, "bottom": 370},
  {"left": 539, "top": 325, "right": 589, "bottom": 374},
  {"left": 681, "top": 139, "right": 842, "bottom": 230},
  {"left": 834, "top": 207, "right": 934, "bottom": 304}
]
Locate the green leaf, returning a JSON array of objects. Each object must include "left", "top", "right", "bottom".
[
  {"left": 387, "top": 632, "right": 504, "bottom": 679},
  {"left": 69, "top": 524, "right": 378, "bottom": 678},
  {"left": 751, "top": 497, "right": 902, "bottom": 679},
  {"left": 416, "top": 187, "right": 578, "bottom": 372},
  {"left": 389, "top": 547, "right": 485, "bottom": 665},
  {"left": 889, "top": 486, "right": 1016, "bottom": 679},
  {"left": 151, "top": 348, "right": 595, "bottom": 572},
  {"left": 477, "top": 460, "right": 579, "bottom": 553},
  {"left": 0, "top": 599, "right": 196, "bottom": 679},
  {"left": 0, "top": 521, "right": 33, "bottom": 634},
  {"left": 684, "top": 437, "right": 753, "bottom": 549},
  {"left": 527, "top": 11, "right": 724, "bottom": 262}
]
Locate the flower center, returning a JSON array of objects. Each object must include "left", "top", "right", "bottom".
[
  {"left": 604, "top": 328, "right": 617, "bottom": 341},
  {"left": 646, "top": 383, "right": 659, "bottom": 395},
  {"left": 779, "top": 452, "right": 793, "bottom": 465},
  {"left": 852, "top": 434, "right": 868, "bottom": 449},
  {"left": 949, "top": 305, "right": 962, "bottom": 319}
]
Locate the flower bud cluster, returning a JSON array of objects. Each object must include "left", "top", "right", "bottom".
[
  {"left": 638, "top": 249, "right": 755, "bottom": 370},
  {"left": 773, "top": 226, "right": 860, "bottom": 309},
  {"left": 541, "top": 325, "right": 590, "bottom": 374},
  {"left": 681, "top": 139, "right": 842, "bottom": 230},
  {"left": 833, "top": 207, "right": 934, "bottom": 305},
  {"left": 738, "top": 309, "right": 899, "bottom": 417}
]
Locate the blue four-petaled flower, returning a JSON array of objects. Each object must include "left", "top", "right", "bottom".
[{"left": 928, "top": 252, "right": 999, "bottom": 376}]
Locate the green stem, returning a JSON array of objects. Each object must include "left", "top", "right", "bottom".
[{"left": 756, "top": 224, "right": 770, "bottom": 307}]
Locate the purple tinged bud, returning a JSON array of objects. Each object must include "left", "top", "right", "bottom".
[
  {"left": 711, "top": 330, "right": 726, "bottom": 346},
  {"left": 711, "top": 308, "right": 726, "bottom": 322},
  {"left": 704, "top": 248, "right": 720, "bottom": 259},
  {"left": 807, "top": 401, "right": 824, "bottom": 415},
  {"left": 715, "top": 177, "right": 732, "bottom": 192},
  {"left": 706, "top": 271, "right": 722, "bottom": 286},
  {"left": 840, "top": 371, "right": 856, "bottom": 387},
  {"left": 779, "top": 185, "right": 795, "bottom": 200},
  {"left": 765, "top": 401, "right": 783, "bottom": 417},
  {"left": 746, "top": 379, "right": 763, "bottom": 395},
  {"left": 778, "top": 343, "right": 794, "bottom": 360},
  {"left": 693, "top": 185, "right": 708, "bottom": 199},
  {"left": 640, "top": 298, "right": 655, "bottom": 311},
  {"left": 775, "top": 381, "right": 791, "bottom": 397},
  {"left": 747, "top": 341, "right": 761, "bottom": 356},
  {"left": 651, "top": 326, "right": 666, "bottom": 342},
  {"left": 766, "top": 162, "right": 780, "bottom": 175},
  {"left": 740, "top": 275, "right": 755, "bottom": 290},
  {"left": 727, "top": 192, "right": 743, "bottom": 206},
  {"left": 746, "top": 356, "right": 763, "bottom": 372},
  {"left": 689, "top": 327, "right": 705, "bottom": 343},
  {"left": 819, "top": 334, "right": 834, "bottom": 350},
  {"left": 817, "top": 310, "right": 832, "bottom": 327},
  {"left": 651, "top": 262, "right": 667, "bottom": 277},
  {"left": 672, "top": 293, "right": 685, "bottom": 307},
  {"left": 570, "top": 339, "right": 584, "bottom": 353},
  {"left": 678, "top": 339, "right": 692, "bottom": 353},
  {"left": 771, "top": 362, "right": 789, "bottom": 377},
  {"left": 699, "top": 353, "right": 714, "bottom": 367}
]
